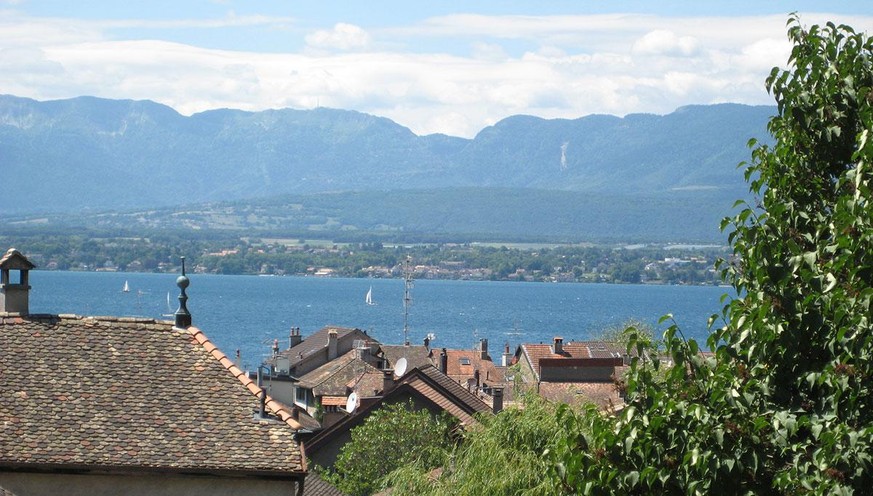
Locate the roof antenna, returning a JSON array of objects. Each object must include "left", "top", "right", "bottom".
[
  {"left": 174, "top": 256, "right": 192, "bottom": 328},
  {"left": 402, "top": 256, "right": 413, "bottom": 346}
]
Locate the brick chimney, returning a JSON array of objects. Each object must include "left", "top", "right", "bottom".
[
  {"left": 328, "top": 329, "right": 338, "bottom": 360},
  {"left": 553, "top": 337, "right": 564, "bottom": 355},
  {"left": 0, "top": 248, "right": 35, "bottom": 315},
  {"left": 479, "top": 338, "right": 489, "bottom": 360}
]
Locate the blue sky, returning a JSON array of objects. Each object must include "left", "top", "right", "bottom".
[{"left": 1, "top": 1, "right": 871, "bottom": 136}]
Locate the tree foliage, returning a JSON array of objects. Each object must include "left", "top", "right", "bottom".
[
  {"left": 553, "top": 17, "right": 873, "bottom": 494},
  {"left": 321, "top": 400, "right": 456, "bottom": 496},
  {"left": 384, "top": 394, "right": 566, "bottom": 496}
]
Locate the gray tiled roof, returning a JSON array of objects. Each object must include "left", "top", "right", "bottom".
[
  {"left": 379, "top": 344, "right": 431, "bottom": 370},
  {"left": 296, "top": 350, "right": 380, "bottom": 396},
  {"left": 303, "top": 472, "right": 346, "bottom": 496},
  {"left": 279, "top": 326, "right": 370, "bottom": 368},
  {"left": 0, "top": 314, "right": 305, "bottom": 476}
]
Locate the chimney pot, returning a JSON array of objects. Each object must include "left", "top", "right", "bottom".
[
  {"left": 492, "top": 387, "right": 504, "bottom": 414},
  {"left": 0, "top": 248, "right": 35, "bottom": 315},
  {"left": 382, "top": 369, "right": 394, "bottom": 394},
  {"left": 328, "top": 329, "right": 338, "bottom": 361}
]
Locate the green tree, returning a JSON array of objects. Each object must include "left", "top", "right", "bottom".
[
  {"left": 384, "top": 394, "right": 565, "bottom": 496},
  {"left": 553, "top": 17, "right": 873, "bottom": 494},
  {"left": 322, "top": 400, "right": 456, "bottom": 496}
]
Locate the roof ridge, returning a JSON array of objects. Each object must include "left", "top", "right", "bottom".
[{"left": 186, "top": 326, "right": 303, "bottom": 431}]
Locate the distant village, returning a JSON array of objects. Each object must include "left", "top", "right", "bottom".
[{"left": 9, "top": 233, "right": 729, "bottom": 285}]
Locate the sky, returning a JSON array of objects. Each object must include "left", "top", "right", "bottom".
[{"left": 1, "top": 1, "right": 871, "bottom": 138}]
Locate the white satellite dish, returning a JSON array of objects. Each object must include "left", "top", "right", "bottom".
[
  {"left": 394, "top": 357, "right": 408, "bottom": 378},
  {"left": 345, "top": 392, "right": 358, "bottom": 413}
]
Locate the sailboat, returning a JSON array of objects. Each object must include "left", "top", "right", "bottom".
[
  {"left": 162, "top": 291, "right": 174, "bottom": 317},
  {"left": 122, "top": 280, "right": 130, "bottom": 293},
  {"left": 365, "top": 286, "right": 376, "bottom": 306}
]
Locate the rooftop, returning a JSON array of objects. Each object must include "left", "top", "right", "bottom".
[{"left": 0, "top": 314, "right": 305, "bottom": 477}]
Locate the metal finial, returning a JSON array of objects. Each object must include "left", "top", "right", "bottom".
[{"left": 174, "top": 256, "right": 192, "bottom": 328}]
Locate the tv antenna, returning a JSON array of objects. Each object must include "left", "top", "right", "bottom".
[{"left": 402, "top": 256, "right": 414, "bottom": 346}]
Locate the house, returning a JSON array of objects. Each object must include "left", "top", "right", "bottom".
[
  {"left": 0, "top": 249, "right": 308, "bottom": 496},
  {"left": 304, "top": 365, "right": 493, "bottom": 470},
  {"left": 514, "top": 337, "right": 627, "bottom": 410},
  {"left": 271, "top": 326, "right": 372, "bottom": 378},
  {"left": 430, "top": 339, "right": 513, "bottom": 409},
  {"left": 293, "top": 349, "right": 382, "bottom": 427}
]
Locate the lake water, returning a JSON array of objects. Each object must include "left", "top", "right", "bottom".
[{"left": 28, "top": 271, "right": 733, "bottom": 371}]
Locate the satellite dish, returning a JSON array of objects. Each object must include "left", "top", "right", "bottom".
[
  {"left": 394, "top": 357, "right": 408, "bottom": 378},
  {"left": 345, "top": 392, "right": 358, "bottom": 413}
]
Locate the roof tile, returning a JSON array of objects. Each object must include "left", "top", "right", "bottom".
[{"left": 0, "top": 315, "right": 305, "bottom": 475}]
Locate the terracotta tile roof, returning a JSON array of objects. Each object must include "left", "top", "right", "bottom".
[
  {"left": 296, "top": 350, "right": 380, "bottom": 397},
  {"left": 537, "top": 382, "right": 624, "bottom": 411},
  {"left": 321, "top": 396, "right": 348, "bottom": 407},
  {"left": 520, "top": 341, "right": 626, "bottom": 380},
  {"left": 399, "top": 366, "right": 492, "bottom": 425},
  {"left": 439, "top": 349, "right": 505, "bottom": 386},
  {"left": 0, "top": 314, "right": 305, "bottom": 477},
  {"left": 304, "top": 365, "right": 492, "bottom": 465}
]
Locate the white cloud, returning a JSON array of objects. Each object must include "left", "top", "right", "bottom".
[
  {"left": 305, "top": 23, "right": 371, "bottom": 52},
  {"left": 1, "top": 10, "right": 873, "bottom": 137},
  {"left": 632, "top": 30, "right": 698, "bottom": 56}
]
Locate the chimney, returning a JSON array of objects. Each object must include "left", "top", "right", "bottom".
[
  {"left": 289, "top": 327, "right": 302, "bottom": 349},
  {"left": 272, "top": 339, "right": 280, "bottom": 357},
  {"left": 174, "top": 257, "right": 192, "bottom": 328},
  {"left": 553, "top": 336, "right": 564, "bottom": 355},
  {"left": 0, "top": 248, "right": 35, "bottom": 315},
  {"left": 382, "top": 369, "right": 394, "bottom": 394},
  {"left": 479, "top": 338, "right": 489, "bottom": 360},
  {"left": 423, "top": 335, "right": 430, "bottom": 349},
  {"left": 355, "top": 340, "right": 369, "bottom": 360},
  {"left": 492, "top": 387, "right": 504, "bottom": 414},
  {"left": 439, "top": 348, "right": 448, "bottom": 374},
  {"left": 473, "top": 369, "right": 480, "bottom": 388},
  {"left": 502, "top": 343, "right": 512, "bottom": 367},
  {"left": 328, "top": 329, "right": 338, "bottom": 360}
]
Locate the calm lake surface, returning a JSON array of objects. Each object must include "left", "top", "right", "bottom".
[{"left": 29, "top": 271, "right": 733, "bottom": 371}]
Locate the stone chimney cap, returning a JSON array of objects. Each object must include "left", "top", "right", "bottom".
[{"left": 0, "top": 248, "right": 35, "bottom": 270}]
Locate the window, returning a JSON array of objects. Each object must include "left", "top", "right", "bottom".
[
  {"left": 459, "top": 358, "right": 471, "bottom": 366},
  {"left": 295, "top": 387, "right": 308, "bottom": 406}
]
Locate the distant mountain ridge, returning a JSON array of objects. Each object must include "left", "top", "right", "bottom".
[{"left": 0, "top": 95, "right": 772, "bottom": 213}]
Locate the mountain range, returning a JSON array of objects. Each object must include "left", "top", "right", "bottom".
[{"left": 0, "top": 95, "right": 774, "bottom": 242}]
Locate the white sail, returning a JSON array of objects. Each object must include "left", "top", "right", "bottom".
[
  {"left": 122, "top": 280, "right": 130, "bottom": 293},
  {"left": 365, "top": 286, "right": 375, "bottom": 305}
]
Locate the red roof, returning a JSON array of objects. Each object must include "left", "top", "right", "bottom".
[{"left": 519, "top": 341, "right": 626, "bottom": 380}]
